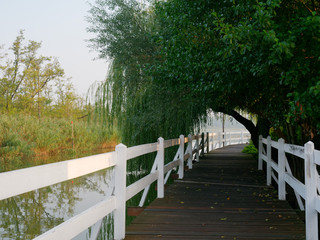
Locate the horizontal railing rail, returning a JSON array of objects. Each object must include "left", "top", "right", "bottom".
[
  {"left": 258, "top": 135, "right": 319, "bottom": 240},
  {"left": 0, "top": 131, "right": 250, "bottom": 240},
  {"left": 0, "top": 152, "right": 116, "bottom": 201}
]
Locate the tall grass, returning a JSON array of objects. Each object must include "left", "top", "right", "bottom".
[{"left": 0, "top": 114, "right": 119, "bottom": 172}]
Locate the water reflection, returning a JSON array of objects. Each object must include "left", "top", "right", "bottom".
[{"left": 0, "top": 151, "right": 115, "bottom": 240}]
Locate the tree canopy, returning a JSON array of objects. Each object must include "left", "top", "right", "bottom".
[
  {"left": 0, "top": 31, "right": 81, "bottom": 118},
  {"left": 88, "top": 0, "right": 320, "bottom": 147}
]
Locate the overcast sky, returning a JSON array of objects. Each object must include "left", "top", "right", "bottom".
[{"left": 0, "top": 0, "right": 108, "bottom": 96}]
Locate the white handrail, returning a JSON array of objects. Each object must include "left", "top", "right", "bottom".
[
  {"left": 0, "top": 151, "right": 116, "bottom": 201},
  {"left": 0, "top": 131, "right": 250, "bottom": 240},
  {"left": 259, "top": 135, "right": 320, "bottom": 240}
]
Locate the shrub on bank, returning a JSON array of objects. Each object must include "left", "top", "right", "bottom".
[{"left": 242, "top": 141, "right": 258, "bottom": 159}]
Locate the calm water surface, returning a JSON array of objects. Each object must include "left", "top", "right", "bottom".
[{"left": 0, "top": 149, "right": 115, "bottom": 240}]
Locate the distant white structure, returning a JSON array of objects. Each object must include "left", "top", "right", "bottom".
[{"left": 196, "top": 110, "right": 251, "bottom": 133}]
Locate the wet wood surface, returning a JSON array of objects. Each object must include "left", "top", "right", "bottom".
[{"left": 125, "top": 145, "right": 305, "bottom": 240}]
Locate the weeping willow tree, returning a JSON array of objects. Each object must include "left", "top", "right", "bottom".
[
  {"left": 86, "top": 0, "right": 208, "bottom": 147},
  {"left": 86, "top": 1, "right": 211, "bottom": 212}
]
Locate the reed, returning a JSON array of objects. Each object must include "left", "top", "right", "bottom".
[{"left": 0, "top": 114, "right": 118, "bottom": 172}]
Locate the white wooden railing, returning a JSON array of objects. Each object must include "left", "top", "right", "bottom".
[
  {"left": 0, "top": 131, "right": 250, "bottom": 240},
  {"left": 259, "top": 135, "right": 320, "bottom": 240}
]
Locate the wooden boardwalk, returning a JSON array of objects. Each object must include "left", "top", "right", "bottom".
[{"left": 125, "top": 145, "right": 305, "bottom": 240}]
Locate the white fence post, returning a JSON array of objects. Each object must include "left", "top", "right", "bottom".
[
  {"left": 187, "top": 134, "right": 193, "bottom": 169},
  {"left": 114, "top": 144, "right": 127, "bottom": 240},
  {"left": 267, "top": 136, "right": 272, "bottom": 186},
  {"left": 207, "top": 132, "right": 209, "bottom": 153},
  {"left": 304, "top": 141, "right": 318, "bottom": 240},
  {"left": 178, "top": 135, "right": 185, "bottom": 179},
  {"left": 278, "top": 138, "right": 286, "bottom": 200},
  {"left": 196, "top": 134, "right": 200, "bottom": 162},
  {"left": 157, "top": 137, "right": 164, "bottom": 198},
  {"left": 258, "top": 135, "right": 263, "bottom": 170}
]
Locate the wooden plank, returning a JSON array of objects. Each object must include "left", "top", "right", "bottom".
[
  {"left": 126, "top": 235, "right": 303, "bottom": 240},
  {"left": 127, "top": 207, "right": 145, "bottom": 217},
  {"left": 126, "top": 145, "right": 305, "bottom": 240}
]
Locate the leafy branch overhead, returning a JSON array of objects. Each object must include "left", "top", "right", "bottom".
[{"left": 88, "top": 0, "right": 320, "bottom": 147}]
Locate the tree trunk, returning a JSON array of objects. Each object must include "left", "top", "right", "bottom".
[
  {"left": 226, "top": 110, "right": 259, "bottom": 147},
  {"left": 216, "top": 108, "right": 270, "bottom": 148}
]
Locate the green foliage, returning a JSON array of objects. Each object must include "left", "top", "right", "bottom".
[
  {"left": 87, "top": 0, "right": 320, "bottom": 178},
  {"left": 151, "top": 0, "right": 320, "bottom": 145},
  {"left": 87, "top": 0, "right": 209, "bottom": 147},
  {"left": 87, "top": 0, "right": 196, "bottom": 213},
  {"left": 242, "top": 141, "right": 258, "bottom": 159},
  {"left": 0, "top": 30, "right": 83, "bottom": 119},
  {"left": 0, "top": 114, "right": 117, "bottom": 172}
]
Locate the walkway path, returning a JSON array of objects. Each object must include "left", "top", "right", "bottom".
[{"left": 125, "top": 145, "right": 305, "bottom": 240}]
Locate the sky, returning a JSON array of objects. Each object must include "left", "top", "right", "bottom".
[{"left": 0, "top": 0, "right": 108, "bottom": 96}]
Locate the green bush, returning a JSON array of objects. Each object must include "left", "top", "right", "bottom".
[{"left": 242, "top": 141, "right": 258, "bottom": 159}]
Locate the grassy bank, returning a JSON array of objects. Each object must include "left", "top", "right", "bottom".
[{"left": 0, "top": 114, "right": 119, "bottom": 172}]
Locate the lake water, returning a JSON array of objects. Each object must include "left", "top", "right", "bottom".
[{"left": 0, "top": 150, "right": 115, "bottom": 240}]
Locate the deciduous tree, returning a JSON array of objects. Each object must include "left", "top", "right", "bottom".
[{"left": 0, "top": 31, "right": 81, "bottom": 118}]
